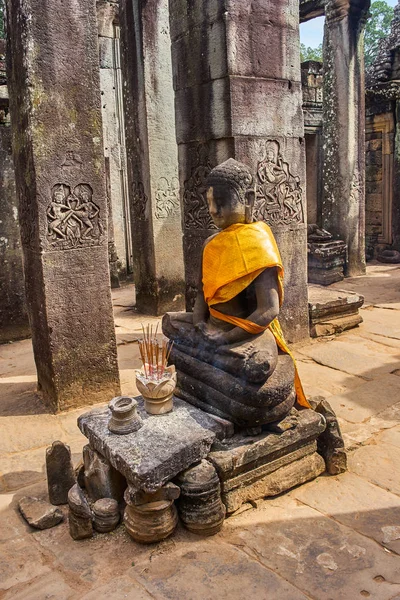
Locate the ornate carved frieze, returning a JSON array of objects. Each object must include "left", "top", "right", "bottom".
[
  {"left": 183, "top": 144, "right": 217, "bottom": 230},
  {"left": 131, "top": 181, "right": 148, "bottom": 221},
  {"left": 47, "top": 183, "right": 104, "bottom": 250},
  {"left": 155, "top": 176, "right": 180, "bottom": 219},
  {"left": 254, "top": 141, "right": 304, "bottom": 226}
]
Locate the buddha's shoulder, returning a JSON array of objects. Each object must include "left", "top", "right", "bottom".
[{"left": 202, "top": 232, "right": 220, "bottom": 249}]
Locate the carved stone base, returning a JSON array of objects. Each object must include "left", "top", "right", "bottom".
[
  {"left": 208, "top": 409, "right": 326, "bottom": 514},
  {"left": 176, "top": 460, "right": 226, "bottom": 536}
]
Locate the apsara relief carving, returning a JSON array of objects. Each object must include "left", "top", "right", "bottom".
[
  {"left": 254, "top": 140, "right": 304, "bottom": 226},
  {"left": 47, "top": 183, "right": 104, "bottom": 249},
  {"left": 155, "top": 176, "right": 180, "bottom": 219},
  {"left": 183, "top": 144, "right": 217, "bottom": 230}
]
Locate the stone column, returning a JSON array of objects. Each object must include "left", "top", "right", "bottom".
[
  {"left": 322, "top": 0, "right": 370, "bottom": 276},
  {"left": 393, "top": 100, "right": 400, "bottom": 250},
  {"left": 169, "top": 0, "right": 309, "bottom": 342},
  {"left": 0, "top": 125, "right": 30, "bottom": 343},
  {"left": 97, "top": 0, "right": 132, "bottom": 285},
  {"left": 5, "top": 0, "right": 121, "bottom": 410},
  {"left": 119, "top": 0, "right": 185, "bottom": 315}
]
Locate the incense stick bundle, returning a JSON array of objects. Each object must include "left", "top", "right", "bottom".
[{"left": 137, "top": 324, "right": 174, "bottom": 380}]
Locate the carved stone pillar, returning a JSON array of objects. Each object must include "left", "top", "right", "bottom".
[
  {"left": 169, "top": 0, "right": 309, "bottom": 342},
  {"left": 322, "top": 0, "right": 370, "bottom": 275},
  {"left": 119, "top": 0, "right": 185, "bottom": 315},
  {"left": 5, "top": 0, "right": 121, "bottom": 410}
]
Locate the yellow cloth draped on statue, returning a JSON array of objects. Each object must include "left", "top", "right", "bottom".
[{"left": 202, "top": 221, "right": 310, "bottom": 409}]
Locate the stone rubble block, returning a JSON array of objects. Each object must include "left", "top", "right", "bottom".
[
  {"left": 83, "top": 444, "right": 127, "bottom": 503},
  {"left": 78, "top": 397, "right": 225, "bottom": 493},
  {"left": 46, "top": 441, "right": 76, "bottom": 505},
  {"left": 18, "top": 497, "right": 64, "bottom": 530},
  {"left": 68, "top": 484, "right": 93, "bottom": 541}
]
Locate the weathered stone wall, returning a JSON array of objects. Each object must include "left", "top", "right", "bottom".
[
  {"left": 0, "top": 125, "right": 30, "bottom": 343},
  {"left": 169, "top": 0, "right": 309, "bottom": 343},
  {"left": 119, "top": 0, "right": 185, "bottom": 315},
  {"left": 5, "top": 0, "right": 120, "bottom": 410}
]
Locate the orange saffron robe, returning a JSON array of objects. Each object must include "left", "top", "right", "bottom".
[{"left": 202, "top": 221, "right": 310, "bottom": 409}]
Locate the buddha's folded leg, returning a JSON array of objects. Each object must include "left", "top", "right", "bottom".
[
  {"left": 170, "top": 347, "right": 294, "bottom": 408},
  {"left": 163, "top": 313, "right": 279, "bottom": 383},
  {"left": 175, "top": 374, "right": 296, "bottom": 426}
]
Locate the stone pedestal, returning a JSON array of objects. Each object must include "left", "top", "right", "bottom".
[
  {"left": 5, "top": 0, "right": 120, "bottom": 411},
  {"left": 169, "top": 0, "right": 309, "bottom": 343},
  {"left": 208, "top": 409, "right": 326, "bottom": 514},
  {"left": 307, "top": 240, "right": 347, "bottom": 285},
  {"left": 119, "top": 0, "right": 185, "bottom": 315},
  {"left": 308, "top": 285, "right": 364, "bottom": 338},
  {"left": 321, "top": 0, "right": 370, "bottom": 276}
]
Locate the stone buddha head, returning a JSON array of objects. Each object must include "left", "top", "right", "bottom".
[{"left": 205, "top": 158, "right": 255, "bottom": 229}]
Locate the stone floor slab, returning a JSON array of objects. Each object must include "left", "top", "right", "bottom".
[
  {"left": 293, "top": 471, "right": 400, "bottom": 554},
  {"left": 80, "top": 577, "right": 154, "bottom": 600},
  {"left": 3, "top": 573, "right": 76, "bottom": 600},
  {"left": 295, "top": 358, "right": 364, "bottom": 398},
  {"left": 298, "top": 338, "right": 399, "bottom": 380},
  {"left": 129, "top": 539, "right": 309, "bottom": 600},
  {"left": 323, "top": 375, "right": 400, "bottom": 424},
  {"left": 0, "top": 535, "right": 51, "bottom": 591},
  {"left": 376, "top": 426, "right": 400, "bottom": 449},
  {"left": 221, "top": 495, "right": 400, "bottom": 600},
  {"left": 349, "top": 443, "right": 400, "bottom": 496}
]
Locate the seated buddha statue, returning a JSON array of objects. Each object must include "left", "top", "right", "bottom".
[{"left": 162, "top": 158, "right": 309, "bottom": 428}]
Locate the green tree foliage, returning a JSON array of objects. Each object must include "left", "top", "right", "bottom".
[
  {"left": 365, "top": 0, "right": 394, "bottom": 66},
  {"left": 300, "top": 43, "right": 323, "bottom": 63}
]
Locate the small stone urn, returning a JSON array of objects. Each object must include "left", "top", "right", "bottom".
[
  {"left": 135, "top": 365, "right": 177, "bottom": 415},
  {"left": 108, "top": 396, "right": 143, "bottom": 435},
  {"left": 176, "top": 460, "right": 226, "bottom": 536},
  {"left": 124, "top": 499, "right": 178, "bottom": 544}
]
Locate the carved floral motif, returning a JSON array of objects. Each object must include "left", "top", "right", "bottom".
[
  {"left": 183, "top": 144, "right": 217, "bottom": 230},
  {"left": 47, "top": 183, "right": 104, "bottom": 249},
  {"left": 155, "top": 176, "right": 180, "bottom": 219},
  {"left": 254, "top": 140, "right": 304, "bottom": 226}
]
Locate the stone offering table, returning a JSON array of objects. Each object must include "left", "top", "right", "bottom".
[{"left": 78, "top": 397, "right": 226, "bottom": 493}]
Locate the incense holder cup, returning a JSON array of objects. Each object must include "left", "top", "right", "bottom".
[
  {"left": 135, "top": 365, "right": 177, "bottom": 415},
  {"left": 108, "top": 396, "right": 143, "bottom": 434}
]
